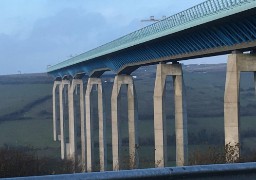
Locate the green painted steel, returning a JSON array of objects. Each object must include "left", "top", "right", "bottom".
[{"left": 47, "top": 0, "right": 256, "bottom": 73}]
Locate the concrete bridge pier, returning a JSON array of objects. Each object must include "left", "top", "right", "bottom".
[
  {"left": 111, "top": 75, "right": 139, "bottom": 171},
  {"left": 68, "top": 80, "right": 76, "bottom": 161},
  {"left": 52, "top": 81, "right": 61, "bottom": 142},
  {"left": 59, "top": 80, "right": 70, "bottom": 159},
  {"left": 68, "top": 79, "right": 84, "bottom": 164},
  {"left": 154, "top": 63, "right": 188, "bottom": 167},
  {"left": 224, "top": 51, "right": 256, "bottom": 162},
  {"left": 85, "top": 78, "right": 107, "bottom": 172}
]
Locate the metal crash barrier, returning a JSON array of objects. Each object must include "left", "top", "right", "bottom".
[{"left": 4, "top": 162, "right": 256, "bottom": 180}]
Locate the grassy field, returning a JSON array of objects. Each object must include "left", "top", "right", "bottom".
[
  {"left": 0, "top": 74, "right": 60, "bottom": 157},
  {"left": 0, "top": 84, "right": 52, "bottom": 116},
  {"left": 0, "top": 64, "right": 256, "bottom": 167}
]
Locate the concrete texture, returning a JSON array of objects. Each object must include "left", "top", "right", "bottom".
[
  {"left": 111, "top": 75, "right": 138, "bottom": 171},
  {"left": 98, "top": 82, "right": 107, "bottom": 172},
  {"left": 52, "top": 81, "right": 61, "bottom": 141},
  {"left": 85, "top": 78, "right": 106, "bottom": 172},
  {"left": 154, "top": 63, "right": 188, "bottom": 167},
  {"left": 78, "top": 81, "right": 86, "bottom": 172},
  {"left": 127, "top": 81, "right": 139, "bottom": 169},
  {"left": 68, "top": 79, "right": 84, "bottom": 164},
  {"left": 68, "top": 81, "right": 76, "bottom": 161},
  {"left": 224, "top": 52, "right": 256, "bottom": 161},
  {"left": 60, "top": 80, "right": 70, "bottom": 160},
  {"left": 66, "top": 143, "right": 70, "bottom": 158},
  {"left": 111, "top": 76, "right": 121, "bottom": 171},
  {"left": 154, "top": 64, "right": 167, "bottom": 168},
  {"left": 173, "top": 75, "right": 188, "bottom": 166}
]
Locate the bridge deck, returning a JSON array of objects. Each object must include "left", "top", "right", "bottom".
[{"left": 47, "top": 0, "right": 256, "bottom": 78}]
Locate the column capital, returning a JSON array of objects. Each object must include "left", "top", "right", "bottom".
[
  {"left": 111, "top": 74, "right": 138, "bottom": 170},
  {"left": 154, "top": 63, "right": 188, "bottom": 167}
]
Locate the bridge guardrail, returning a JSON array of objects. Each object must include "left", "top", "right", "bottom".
[{"left": 5, "top": 162, "right": 256, "bottom": 180}]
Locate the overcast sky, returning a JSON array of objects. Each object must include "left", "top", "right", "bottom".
[{"left": 0, "top": 0, "right": 226, "bottom": 75}]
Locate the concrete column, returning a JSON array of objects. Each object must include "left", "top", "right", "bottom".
[
  {"left": 173, "top": 75, "right": 188, "bottom": 166},
  {"left": 154, "top": 64, "right": 167, "bottom": 167},
  {"left": 224, "top": 52, "right": 256, "bottom": 162},
  {"left": 68, "top": 79, "right": 84, "bottom": 162},
  {"left": 154, "top": 63, "right": 188, "bottom": 167},
  {"left": 60, "top": 80, "right": 70, "bottom": 159},
  {"left": 224, "top": 53, "right": 240, "bottom": 160},
  {"left": 79, "top": 81, "right": 86, "bottom": 172},
  {"left": 53, "top": 81, "right": 61, "bottom": 141},
  {"left": 85, "top": 79, "right": 94, "bottom": 172},
  {"left": 111, "top": 75, "right": 138, "bottom": 170},
  {"left": 68, "top": 81, "right": 76, "bottom": 160},
  {"left": 127, "top": 81, "right": 139, "bottom": 169},
  {"left": 98, "top": 82, "right": 107, "bottom": 171},
  {"left": 111, "top": 76, "right": 122, "bottom": 171},
  {"left": 66, "top": 143, "right": 70, "bottom": 158},
  {"left": 85, "top": 78, "right": 106, "bottom": 172}
]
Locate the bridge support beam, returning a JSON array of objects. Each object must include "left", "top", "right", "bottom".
[
  {"left": 68, "top": 81, "right": 76, "bottom": 161},
  {"left": 111, "top": 75, "right": 138, "bottom": 171},
  {"left": 59, "top": 80, "right": 70, "bottom": 160},
  {"left": 85, "top": 78, "right": 106, "bottom": 172},
  {"left": 224, "top": 52, "right": 256, "bottom": 162},
  {"left": 53, "top": 81, "right": 61, "bottom": 141},
  {"left": 154, "top": 63, "right": 188, "bottom": 167},
  {"left": 67, "top": 79, "right": 84, "bottom": 165}
]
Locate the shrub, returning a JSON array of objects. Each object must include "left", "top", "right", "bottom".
[
  {"left": 0, "top": 146, "right": 80, "bottom": 178},
  {"left": 189, "top": 143, "right": 256, "bottom": 165}
]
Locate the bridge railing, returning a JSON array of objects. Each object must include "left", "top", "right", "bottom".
[
  {"left": 113, "top": 0, "right": 252, "bottom": 46},
  {"left": 5, "top": 162, "right": 256, "bottom": 180},
  {"left": 47, "top": 0, "right": 255, "bottom": 72},
  {"left": 86, "top": 0, "right": 254, "bottom": 53}
]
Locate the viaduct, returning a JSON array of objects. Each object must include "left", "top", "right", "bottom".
[{"left": 47, "top": 0, "right": 256, "bottom": 172}]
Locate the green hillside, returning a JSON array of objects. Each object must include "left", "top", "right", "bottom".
[{"left": 0, "top": 64, "right": 255, "bottom": 167}]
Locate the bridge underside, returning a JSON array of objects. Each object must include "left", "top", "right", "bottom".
[
  {"left": 52, "top": 52, "right": 256, "bottom": 172},
  {"left": 49, "top": 8, "right": 256, "bottom": 78}
]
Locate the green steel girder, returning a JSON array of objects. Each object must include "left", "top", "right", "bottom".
[{"left": 47, "top": 0, "right": 256, "bottom": 77}]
